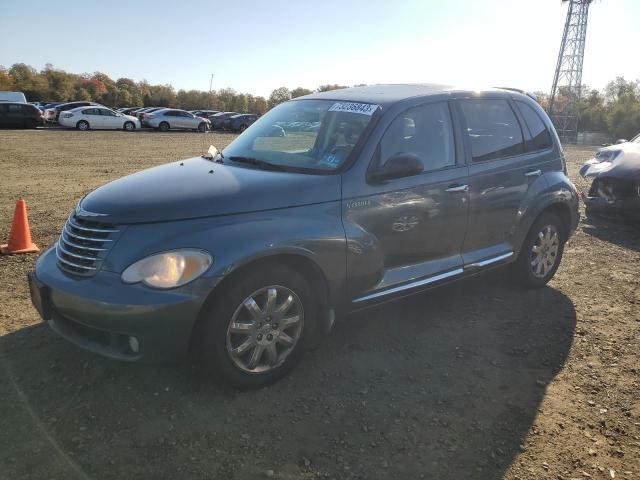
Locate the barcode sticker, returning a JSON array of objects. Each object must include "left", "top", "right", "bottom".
[{"left": 328, "top": 102, "right": 379, "bottom": 116}]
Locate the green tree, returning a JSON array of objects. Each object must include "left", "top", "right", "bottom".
[
  {"left": 268, "top": 87, "right": 291, "bottom": 109},
  {"left": 317, "top": 84, "right": 347, "bottom": 92},
  {"left": 291, "top": 87, "right": 313, "bottom": 98}
]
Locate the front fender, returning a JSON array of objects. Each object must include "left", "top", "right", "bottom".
[
  {"left": 512, "top": 171, "right": 579, "bottom": 255},
  {"left": 103, "top": 202, "right": 347, "bottom": 308}
]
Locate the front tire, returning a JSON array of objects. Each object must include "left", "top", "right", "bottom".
[
  {"left": 199, "top": 265, "right": 318, "bottom": 389},
  {"left": 123, "top": 121, "right": 135, "bottom": 131},
  {"left": 76, "top": 120, "right": 90, "bottom": 131},
  {"left": 513, "top": 212, "right": 566, "bottom": 288},
  {"left": 159, "top": 121, "right": 170, "bottom": 132},
  {"left": 198, "top": 122, "right": 208, "bottom": 132},
  {"left": 239, "top": 124, "right": 248, "bottom": 132}
]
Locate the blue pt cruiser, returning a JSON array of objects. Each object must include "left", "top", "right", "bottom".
[{"left": 29, "top": 84, "right": 580, "bottom": 388}]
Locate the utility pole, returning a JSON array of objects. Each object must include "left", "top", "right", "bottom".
[
  {"left": 209, "top": 73, "right": 214, "bottom": 109},
  {"left": 549, "top": 0, "right": 594, "bottom": 144}
]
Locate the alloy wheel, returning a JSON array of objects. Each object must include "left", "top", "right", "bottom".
[
  {"left": 226, "top": 285, "right": 304, "bottom": 374},
  {"left": 530, "top": 225, "right": 560, "bottom": 278}
]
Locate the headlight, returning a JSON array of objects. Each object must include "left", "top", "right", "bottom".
[
  {"left": 594, "top": 149, "right": 621, "bottom": 163},
  {"left": 62, "top": 113, "right": 74, "bottom": 118},
  {"left": 121, "top": 249, "right": 212, "bottom": 289}
]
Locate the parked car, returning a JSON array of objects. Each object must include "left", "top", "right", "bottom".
[
  {"left": 190, "top": 110, "right": 220, "bottom": 119},
  {"left": 119, "top": 107, "right": 143, "bottom": 115},
  {"left": 58, "top": 106, "right": 141, "bottom": 131},
  {"left": 0, "top": 102, "right": 44, "bottom": 128},
  {"left": 209, "top": 111, "right": 239, "bottom": 130},
  {"left": 0, "top": 91, "right": 27, "bottom": 103},
  {"left": 44, "top": 101, "right": 102, "bottom": 123},
  {"left": 145, "top": 108, "right": 210, "bottom": 132},
  {"left": 579, "top": 133, "right": 640, "bottom": 220},
  {"left": 136, "top": 107, "right": 166, "bottom": 126},
  {"left": 29, "top": 84, "right": 579, "bottom": 389},
  {"left": 223, "top": 113, "right": 259, "bottom": 132}
]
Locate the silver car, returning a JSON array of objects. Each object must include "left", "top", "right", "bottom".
[{"left": 145, "top": 109, "right": 210, "bottom": 132}]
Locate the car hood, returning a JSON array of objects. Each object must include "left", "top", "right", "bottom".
[
  {"left": 78, "top": 157, "right": 341, "bottom": 224},
  {"left": 124, "top": 114, "right": 139, "bottom": 122},
  {"left": 579, "top": 142, "right": 640, "bottom": 180}
]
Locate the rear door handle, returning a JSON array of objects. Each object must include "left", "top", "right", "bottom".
[
  {"left": 524, "top": 169, "right": 542, "bottom": 177},
  {"left": 446, "top": 184, "right": 469, "bottom": 193}
]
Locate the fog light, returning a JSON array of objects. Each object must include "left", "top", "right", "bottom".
[{"left": 128, "top": 336, "right": 139, "bottom": 354}]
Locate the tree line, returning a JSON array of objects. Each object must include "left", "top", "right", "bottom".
[
  {"left": 1, "top": 63, "right": 638, "bottom": 139},
  {"left": 0, "top": 63, "right": 351, "bottom": 115}
]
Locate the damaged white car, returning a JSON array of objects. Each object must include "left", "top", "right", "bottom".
[{"left": 580, "top": 134, "right": 640, "bottom": 220}]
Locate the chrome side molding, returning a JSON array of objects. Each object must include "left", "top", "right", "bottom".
[
  {"left": 353, "top": 268, "right": 464, "bottom": 303},
  {"left": 466, "top": 251, "right": 514, "bottom": 269}
]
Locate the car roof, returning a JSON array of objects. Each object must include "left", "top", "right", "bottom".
[{"left": 297, "top": 84, "right": 526, "bottom": 106}]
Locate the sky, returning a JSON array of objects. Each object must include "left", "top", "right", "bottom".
[{"left": 1, "top": 0, "right": 638, "bottom": 98}]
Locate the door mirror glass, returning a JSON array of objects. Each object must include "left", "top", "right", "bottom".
[{"left": 369, "top": 153, "right": 423, "bottom": 182}]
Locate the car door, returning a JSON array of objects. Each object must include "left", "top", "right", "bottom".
[
  {"left": 0, "top": 104, "right": 7, "bottom": 127},
  {"left": 183, "top": 111, "right": 198, "bottom": 129},
  {"left": 455, "top": 97, "right": 546, "bottom": 265},
  {"left": 6, "top": 104, "right": 24, "bottom": 127},
  {"left": 99, "top": 108, "right": 120, "bottom": 129},
  {"left": 81, "top": 108, "right": 102, "bottom": 128},
  {"left": 343, "top": 101, "right": 469, "bottom": 302}
]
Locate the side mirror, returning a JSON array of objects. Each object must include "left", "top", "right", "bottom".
[
  {"left": 615, "top": 138, "right": 628, "bottom": 145},
  {"left": 368, "top": 153, "right": 423, "bottom": 183}
]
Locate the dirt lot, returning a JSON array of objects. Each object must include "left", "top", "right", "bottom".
[{"left": 0, "top": 130, "right": 638, "bottom": 480}]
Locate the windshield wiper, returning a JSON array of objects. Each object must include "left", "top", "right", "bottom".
[{"left": 227, "top": 156, "right": 286, "bottom": 171}]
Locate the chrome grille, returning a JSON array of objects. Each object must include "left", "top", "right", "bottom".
[{"left": 56, "top": 214, "right": 120, "bottom": 276}]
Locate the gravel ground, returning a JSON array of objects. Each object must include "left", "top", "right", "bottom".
[{"left": 0, "top": 130, "right": 638, "bottom": 480}]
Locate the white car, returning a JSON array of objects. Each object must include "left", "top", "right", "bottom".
[{"left": 59, "top": 106, "right": 141, "bottom": 131}]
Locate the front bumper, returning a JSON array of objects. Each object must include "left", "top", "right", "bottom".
[
  {"left": 30, "top": 246, "right": 219, "bottom": 362},
  {"left": 583, "top": 194, "right": 640, "bottom": 220}
]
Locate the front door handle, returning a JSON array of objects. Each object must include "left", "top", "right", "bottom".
[
  {"left": 446, "top": 184, "right": 469, "bottom": 193},
  {"left": 524, "top": 169, "right": 542, "bottom": 177}
]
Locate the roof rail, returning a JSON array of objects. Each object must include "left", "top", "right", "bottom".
[{"left": 494, "top": 87, "right": 538, "bottom": 102}]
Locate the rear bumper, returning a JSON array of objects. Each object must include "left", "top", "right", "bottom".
[{"left": 31, "top": 246, "right": 219, "bottom": 362}]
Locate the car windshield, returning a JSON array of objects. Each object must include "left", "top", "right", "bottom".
[
  {"left": 632, "top": 133, "right": 640, "bottom": 143},
  {"left": 222, "top": 99, "right": 379, "bottom": 173}
]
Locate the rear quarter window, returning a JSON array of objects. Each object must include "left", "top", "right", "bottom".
[
  {"left": 515, "top": 101, "right": 552, "bottom": 152},
  {"left": 459, "top": 99, "right": 524, "bottom": 162}
]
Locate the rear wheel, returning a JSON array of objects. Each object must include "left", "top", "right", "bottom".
[
  {"left": 513, "top": 212, "right": 566, "bottom": 288},
  {"left": 159, "top": 121, "right": 170, "bottom": 132},
  {"left": 123, "top": 121, "right": 135, "bottom": 131},
  {"left": 76, "top": 120, "right": 89, "bottom": 131},
  {"left": 25, "top": 119, "right": 38, "bottom": 129},
  {"left": 198, "top": 265, "right": 318, "bottom": 389}
]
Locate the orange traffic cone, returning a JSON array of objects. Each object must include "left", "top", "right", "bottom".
[{"left": 1, "top": 199, "right": 39, "bottom": 254}]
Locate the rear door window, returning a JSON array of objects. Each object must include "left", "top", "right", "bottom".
[
  {"left": 458, "top": 99, "right": 524, "bottom": 162},
  {"left": 515, "top": 101, "right": 552, "bottom": 152}
]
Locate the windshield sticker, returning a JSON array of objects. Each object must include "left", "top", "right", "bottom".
[
  {"left": 328, "top": 102, "right": 379, "bottom": 116},
  {"left": 320, "top": 152, "right": 341, "bottom": 167}
]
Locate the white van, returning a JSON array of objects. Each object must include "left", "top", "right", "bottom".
[{"left": 0, "top": 92, "right": 27, "bottom": 103}]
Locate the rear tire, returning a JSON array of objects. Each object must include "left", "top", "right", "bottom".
[
  {"left": 198, "top": 265, "right": 318, "bottom": 389},
  {"left": 513, "top": 212, "right": 566, "bottom": 288},
  {"left": 26, "top": 119, "right": 38, "bottom": 129},
  {"left": 76, "top": 120, "right": 89, "bottom": 131},
  {"left": 159, "top": 122, "right": 170, "bottom": 132},
  {"left": 123, "top": 121, "right": 135, "bottom": 131}
]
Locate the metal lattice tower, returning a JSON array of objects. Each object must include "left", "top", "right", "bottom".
[{"left": 549, "top": 0, "right": 594, "bottom": 143}]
